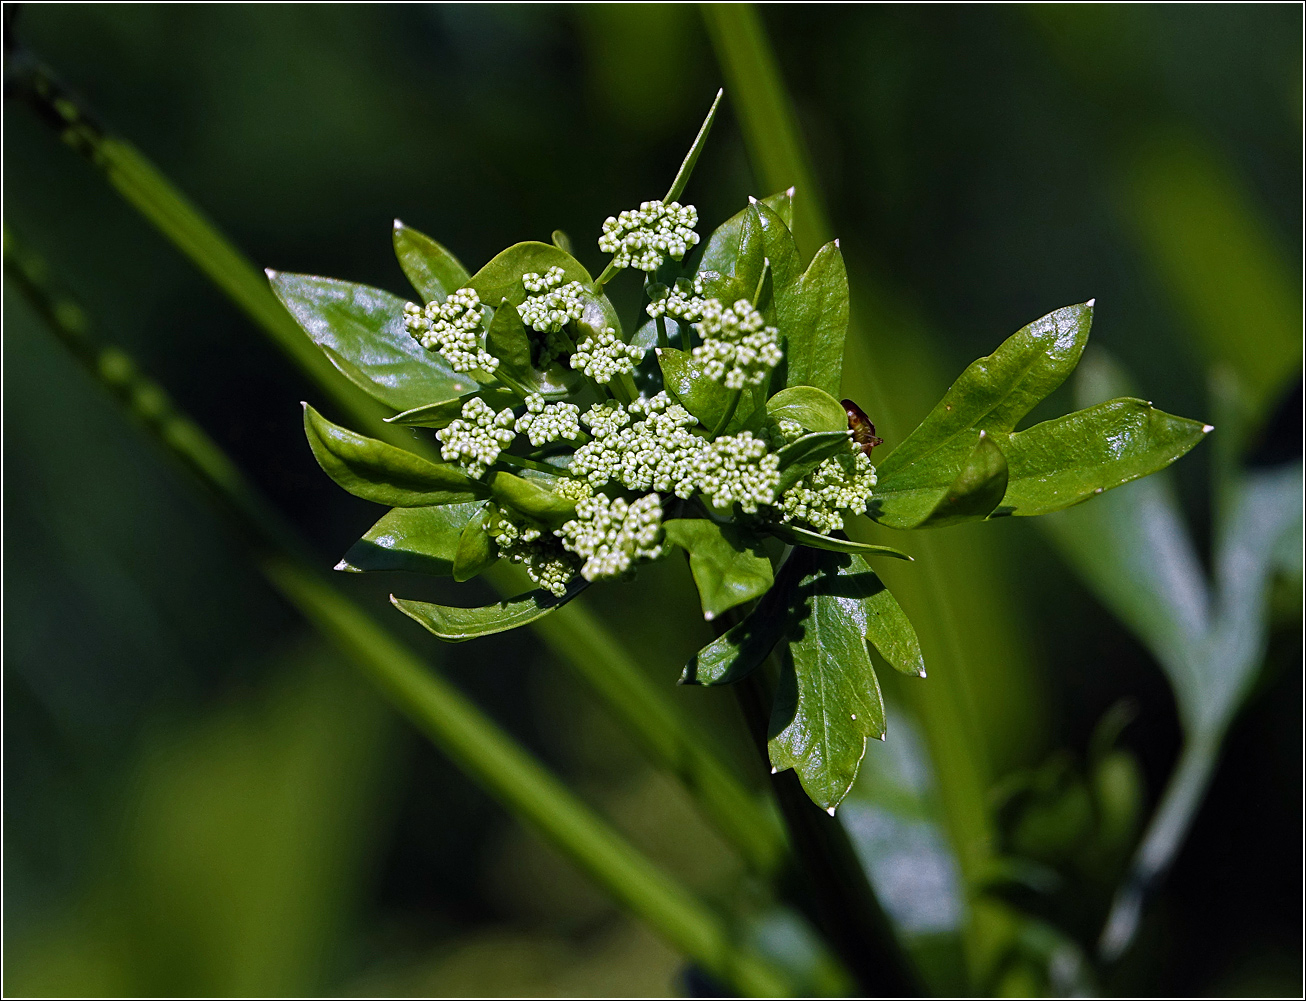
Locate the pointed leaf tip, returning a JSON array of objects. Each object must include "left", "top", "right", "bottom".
[
  {"left": 1087, "top": 298, "right": 1096, "bottom": 307},
  {"left": 826, "top": 807, "right": 836, "bottom": 816},
  {"left": 1203, "top": 424, "right": 1215, "bottom": 433},
  {"left": 264, "top": 267, "right": 277, "bottom": 278},
  {"left": 393, "top": 218, "right": 404, "bottom": 229}
]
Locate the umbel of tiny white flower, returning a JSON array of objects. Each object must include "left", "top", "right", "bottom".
[
  {"left": 599, "top": 200, "right": 700, "bottom": 272},
  {"left": 518, "top": 267, "right": 586, "bottom": 333},
  {"left": 779, "top": 440, "right": 878, "bottom": 534},
  {"left": 436, "top": 397, "right": 517, "bottom": 477},
  {"left": 570, "top": 326, "right": 644, "bottom": 384},
  {"left": 404, "top": 288, "right": 499, "bottom": 374},
  {"left": 692, "top": 298, "right": 783, "bottom": 390},
  {"left": 646, "top": 275, "right": 708, "bottom": 323},
  {"left": 491, "top": 504, "right": 580, "bottom": 596},
  {"left": 515, "top": 393, "right": 583, "bottom": 447},
  {"left": 558, "top": 492, "right": 665, "bottom": 582}
]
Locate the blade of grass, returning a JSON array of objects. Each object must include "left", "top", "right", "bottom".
[
  {"left": 4, "top": 231, "right": 800, "bottom": 999},
  {"left": 6, "top": 46, "right": 786, "bottom": 878}
]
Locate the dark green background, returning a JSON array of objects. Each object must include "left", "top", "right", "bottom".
[{"left": 4, "top": 5, "right": 1301, "bottom": 996}]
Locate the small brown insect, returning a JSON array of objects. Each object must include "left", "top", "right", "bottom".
[{"left": 842, "top": 399, "right": 884, "bottom": 458}]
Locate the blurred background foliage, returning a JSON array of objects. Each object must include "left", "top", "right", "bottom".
[{"left": 4, "top": 4, "right": 1300, "bottom": 996}]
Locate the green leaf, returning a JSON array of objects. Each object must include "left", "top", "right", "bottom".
[
  {"left": 269, "top": 272, "right": 475, "bottom": 411},
  {"left": 468, "top": 241, "right": 592, "bottom": 307},
  {"left": 664, "top": 88, "right": 723, "bottom": 203},
  {"left": 752, "top": 199, "right": 802, "bottom": 296},
  {"left": 656, "top": 347, "right": 765, "bottom": 434},
  {"left": 776, "top": 241, "right": 848, "bottom": 397},
  {"left": 303, "top": 404, "right": 485, "bottom": 506},
  {"left": 765, "top": 524, "right": 913, "bottom": 561},
  {"left": 762, "top": 188, "right": 794, "bottom": 230},
  {"left": 992, "top": 399, "right": 1210, "bottom": 517},
  {"left": 386, "top": 387, "right": 520, "bottom": 428},
  {"left": 336, "top": 502, "right": 485, "bottom": 575},
  {"left": 484, "top": 300, "right": 534, "bottom": 386},
  {"left": 392, "top": 220, "right": 471, "bottom": 303},
  {"left": 869, "top": 432, "right": 1009, "bottom": 529},
  {"left": 681, "top": 559, "right": 802, "bottom": 685},
  {"left": 664, "top": 519, "right": 775, "bottom": 621},
  {"left": 393, "top": 582, "right": 588, "bottom": 642},
  {"left": 453, "top": 507, "right": 499, "bottom": 582},
  {"left": 775, "top": 430, "right": 851, "bottom": 494},
  {"left": 871, "top": 400, "right": 1208, "bottom": 526},
  {"left": 877, "top": 302, "right": 1094, "bottom": 480},
  {"left": 766, "top": 385, "right": 847, "bottom": 433},
  {"left": 487, "top": 470, "right": 577, "bottom": 528},
  {"left": 698, "top": 201, "right": 768, "bottom": 304}
]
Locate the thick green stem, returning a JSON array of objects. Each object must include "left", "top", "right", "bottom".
[
  {"left": 6, "top": 235, "right": 794, "bottom": 998},
  {"left": 6, "top": 49, "right": 783, "bottom": 879}
]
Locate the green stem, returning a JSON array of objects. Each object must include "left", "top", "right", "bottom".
[
  {"left": 655, "top": 314, "right": 671, "bottom": 349},
  {"left": 7, "top": 48, "right": 782, "bottom": 880},
  {"left": 495, "top": 452, "right": 559, "bottom": 475},
  {"left": 6, "top": 233, "right": 794, "bottom": 999},
  {"left": 712, "top": 388, "right": 744, "bottom": 437},
  {"left": 595, "top": 260, "right": 620, "bottom": 288}
]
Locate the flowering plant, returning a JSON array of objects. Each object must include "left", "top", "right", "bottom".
[{"left": 271, "top": 93, "right": 1208, "bottom": 812}]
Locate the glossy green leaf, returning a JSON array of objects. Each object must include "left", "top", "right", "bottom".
[
  {"left": 752, "top": 198, "right": 802, "bottom": 297},
  {"left": 869, "top": 432, "right": 1009, "bottom": 529},
  {"left": 775, "top": 430, "right": 852, "bottom": 494},
  {"left": 486, "top": 470, "right": 577, "bottom": 527},
  {"left": 656, "top": 347, "right": 765, "bottom": 433},
  {"left": 765, "top": 523, "right": 913, "bottom": 561},
  {"left": 766, "top": 385, "right": 847, "bottom": 433},
  {"left": 392, "top": 220, "right": 471, "bottom": 303},
  {"left": 453, "top": 507, "right": 498, "bottom": 582},
  {"left": 336, "top": 502, "right": 485, "bottom": 575},
  {"left": 303, "top": 404, "right": 485, "bottom": 506},
  {"left": 392, "top": 581, "right": 588, "bottom": 642},
  {"left": 664, "top": 88, "right": 723, "bottom": 203},
  {"left": 773, "top": 241, "right": 848, "bottom": 398},
  {"left": 270, "top": 272, "right": 474, "bottom": 411},
  {"left": 484, "top": 300, "right": 534, "bottom": 386},
  {"left": 386, "top": 387, "right": 520, "bottom": 428},
  {"left": 877, "top": 301, "right": 1094, "bottom": 480},
  {"left": 468, "top": 241, "right": 590, "bottom": 307},
  {"left": 698, "top": 200, "right": 771, "bottom": 305},
  {"left": 664, "top": 519, "right": 775, "bottom": 621},
  {"left": 680, "top": 559, "right": 802, "bottom": 686},
  {"left": 768, "top": 552, "right": 888, "bottom": 813}
]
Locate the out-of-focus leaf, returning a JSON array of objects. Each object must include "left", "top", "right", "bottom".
[
  {"left": 663, "top": 519, "right": 774, "bottom": 621},
  {"left": 453, "top": 507, "right": 498, "bottom": 582},
  {"left": 270, "top": 272, "right": 474, "bottom": 410},
  {"left": 487, "top": 471, "right": 576, "bottom": 528},
  {"left": 776, "top": 242, "right": 848, "bottom": 398},
  {"left": 386, "top": 388, "right": 520, "bottom": 428},
  {"left": 664, "top": 88, "right": 723, "bottom": 203},
  {"left": 337, "top": 502, "right": 486, "bottom": 575},
  {"left": 303, "top": 405, "right": 485, "bottom": 506},
  {"left": 392, "top": 220, "right": 471, "bottom": 304},
  {"left": 765, "top": 385, "right": 846, "bottom": 433},
  {"left": 393, "top": 583, "right": 588, "bottom": 642},
  {"left": 878, "top": 302, "right": 1094, "bottom": 480},
  {"left": 764, "top": 524, "right": 913, "bottom": 561},
  {"left": 775, "top": 430, "right": 851, "bottom": 493},
  {"left": 870, "top": 432, "right": 1008, "bottom": 529},
  {"left": 768, "top": 552, "right": 923, "bottom": 811},
  {"left": 656, "top": 347, "right": 765, "bottom": 433}
]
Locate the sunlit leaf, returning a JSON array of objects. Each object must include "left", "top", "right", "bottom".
[
  {"left": 775, "top": 430, "right": 851, "bottom": 493},
  {"left": 766, "top": 385, "right": 847, "bottom": 433},
  {"left": 392, "top": 220, "right": 471, "bottom": 303},
  {"left": 656, "top": 346, "right": 766, "bottom": 433},
  {"left": 776, "top": 241, "right": 848, "bottom": 397},
  {"left": 870, "top": 432, "right": 1009, "bottom": 529},
  {"left": 393, "top": 582, "right": 588, "bottom": 642},
  {"left": 484, "top": 300, "right": 535, "bottom": 387},
  {"left": 664, "top": 88, "right": 724, "bottom": 203},
  {"left": 270, "top": 272, "right": 474, "bottom": 410},
  {"left": 337, "top": 502, "right": 486, "bottom": 575},
  {"left": 453, "top": 507, "right": 498, "bottom": 582},
  {"left": 664, "top": 519, "right": 774, "bottom": 621},
  {"left": 303, "top": 404, "right": 485, "bottom": 506},
  {"left": 486, "top": 470, "right": 576, "bottom": 528}
]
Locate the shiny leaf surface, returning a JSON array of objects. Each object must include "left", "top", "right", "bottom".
[
  {"left": 766, "top": 385, "right": 848, "bottom": 433},
  {"left": 453, "top": 506, "right": 498, "bottom": 581},
  {"left": 775, "top": 241, "right": 848, "bottom": 397},
  {"left": 656, "top": 347, "right": 765, "bottom": 433},
  {"left": 392, "top": 582, "right": 588, "bottom": 642},
  {"left": 270, "top": 272, "right": 474, "bottom": 410},
  {"left": 484, "top": 300, "right": 535, "bottom": 387},
  {"left": 386, "top": 387, "right": 520, "bottom": 428},
  {"left": 486, "top": 470, "right": 577, "bottom": 527},
  {"left": 869, "top": 432, "right": 1009, "bottom": 529},
  {"left": 303, "top": 404, "right": 484, "bottom": 506},
  {"left": 336, "top": 502, "right": 485, "bottom": 576},
  {"left": 680, "top": 560, "right": 802, "bottom": 686},
  {"left": 392, "top": 220, "right": 471, "bottom": 303},
  {"left": 775, "top": 430, "right": 852, "bottom": 494},
  {"left": 664, "top": 519, "right": 775, "bottom": 621},
  {"left": 664, "top": 88, "right": 723, "bottom": 203}
]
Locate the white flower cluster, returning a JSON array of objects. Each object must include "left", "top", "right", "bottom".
[
  {"left": 646, "top": 275, "right": 707, "bottom": 322},
  {"left": 518, "top": 267, "right": 586, "bottom": 333},
  {"left": 599, "top": 200, "right": 699, "bottom": 272},
  {"left": 692, "top": 298, "right": 783, "bottom": 390},
  {"left": 558, "top": 493, "right": 664, "bottom": 582},
  {"left": 570, "top": 326, "right": 644, "bottom": 384},
  {"left": 436, "top": 397, "right": 517, "bottom": 477},
  {"left": 777, "top": 441, "right": 878, "bottom": 534},
  {"left": 404, "top": 288, "right": 498, "bottom": 374},
  {"left": 514, "top": 393, "right": 582, "bottom": 447},
  {"left": 570, "top": 394, "right": 779, "bottom": 512},
  {"left": 490, "top": 506, "right": 579, "bottom": 596}
]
